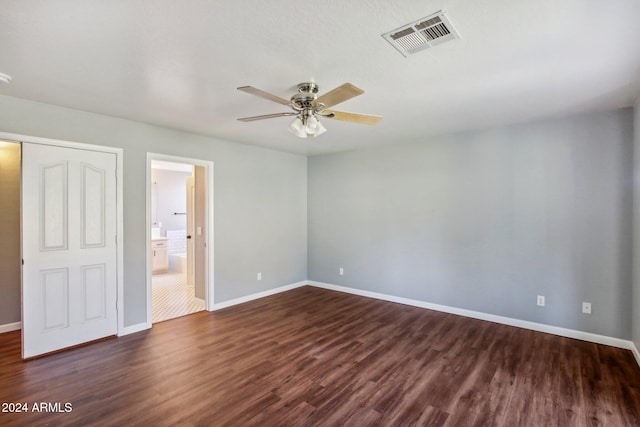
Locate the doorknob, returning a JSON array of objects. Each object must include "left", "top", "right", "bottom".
[{"left": 187, "top": 235, "right": 192, "bottom": 239}]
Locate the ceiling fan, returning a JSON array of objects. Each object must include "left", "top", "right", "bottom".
[{"left": 237, "top": 82, "right": 382, "bottom": 138}]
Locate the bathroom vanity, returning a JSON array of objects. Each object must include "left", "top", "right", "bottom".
[{"left": 151, "top": 237, "right": 169, "bottom": 274}]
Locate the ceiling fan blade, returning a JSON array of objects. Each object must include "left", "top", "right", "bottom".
[
  {"left": 323, "top": 110, "right": 383, "bottom": 126},
  {"left": 237, "top": 86, "right": 292, "bottom": 106},
  {"left": 314, "top": 83, "right": 364, "bottom": 109},
  {"left": 237, "top": 112, "right": 296, "bottom": 122}
]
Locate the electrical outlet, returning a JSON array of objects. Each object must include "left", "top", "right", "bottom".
[
  {"left": 257, "top": 272, "right": 262, "bottom": 281},
  {"left": 537, "top": 295, "right": 545, "bottom": 306},
  {"left": 339, "top": 267, "right": 344, "bottom": 276},
  {"left": 582, "top": 302, "right": 592, "bottom": 314}
]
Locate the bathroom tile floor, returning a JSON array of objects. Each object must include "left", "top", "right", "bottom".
[{"left": 152, "top": 273, "right": 205, "bottom": 323}]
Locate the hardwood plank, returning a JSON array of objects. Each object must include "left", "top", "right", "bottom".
[{"left": 0, "top": 286, "right": 639, "bottom": 426}]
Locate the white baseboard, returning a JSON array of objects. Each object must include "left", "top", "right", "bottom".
[
  {"left": 212, "top": 281, "right": 307, "bottom": 311},
  {"left": 118, "top": 322, "right": 150, "bottom": 337},
  {"left": 632, "top": 343, "right": 640, "bottom": 367},
  {"left": 308, "top": 281, "right": 636, "bottom": 352},
  {"left": 113, "top": 280, "right": 640, "bottom": 369},
  {"left": 0, "top": 321, "right": 21, "bottom": 333},
  {"left": 119, "top": 281, "right": 307, "bottom": 335},
  {"left": 1, "top": 319, "right": 148, "bottom": 337}
]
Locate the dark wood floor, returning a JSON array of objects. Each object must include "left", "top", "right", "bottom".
[{"left": 1, "top": 286, "right": 639, "bottom": 426}]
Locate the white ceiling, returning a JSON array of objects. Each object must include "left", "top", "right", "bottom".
[{"left": 1, "top": 0, "right": 639, "bottom": 156}]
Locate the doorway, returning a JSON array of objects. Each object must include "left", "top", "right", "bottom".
[
  {"left": 0, "top": 140, "right": 21, "bottom": 334},
  {"left": 146, "top": 153, "right": 214, "bottom": 326},
  {"left": 0, "top": 131, "right": 125, "bottom": 359}
]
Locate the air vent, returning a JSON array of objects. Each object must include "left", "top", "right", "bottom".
[{"left": 382, "top": 11, "right": 460, "bottom": 57}]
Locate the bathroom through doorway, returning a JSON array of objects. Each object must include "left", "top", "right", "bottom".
[{"left": 149, "top": 159, "right": 208, "bottom": 323}]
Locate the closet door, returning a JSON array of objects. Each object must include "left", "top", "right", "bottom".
[{"left": 22, "top": 142, "right": 117, "bottom": 358}]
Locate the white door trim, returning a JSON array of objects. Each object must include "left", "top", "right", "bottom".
[
  {"left": 0, "top": 131, "right": 125, "bottom": 336},
  {"left": 146, "top": 153, "right": 215, "bottom": 327}
]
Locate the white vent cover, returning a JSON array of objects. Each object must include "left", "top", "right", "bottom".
[{"left": 382, "top": 11, "right": 460, "bottom": 57}]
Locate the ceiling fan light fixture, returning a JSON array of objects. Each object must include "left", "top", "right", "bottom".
[
  {"left": 0, "top": 73, "right": 12, "bottom": 84},
  {"left": 306, "top": 115, "right": 327, "bottom": 137},
  {"left": 288, "top": 117, "right": 308, "bottom": 138},
  {"left": 289, "top": 114, "right": 327, "bottom": 138}
]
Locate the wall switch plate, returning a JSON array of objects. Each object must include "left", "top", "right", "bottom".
[
  {"left": 537, "top": 295, "right": 545, "bottom": 306},
  {"left": 257, "top": 272, "right": 262, "bottom": 281},
  {"left": 339, "top": 267, "right": 344, "bottom": 276},
  {"left": 582, "top": 302, "right": 592, "bottom": 314}
]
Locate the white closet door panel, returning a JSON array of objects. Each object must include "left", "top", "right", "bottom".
[
  {"left": 41, "top": 162, "right": 68, "bottom": 251},
  {"left": 41, "top": 268, "right": 69, "bottom": 330},
  {"left": 82, "top": 164, "right": 105, "bottom": 248},
  {"left": 22, "top": 143, "right": 118, "bottom": 359},
  {"left": 82, "top": 264, "right": 106, "bottom": 321}
]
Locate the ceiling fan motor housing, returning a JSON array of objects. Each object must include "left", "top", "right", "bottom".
[
  {"left": 297, "top": 82, "right": 318, "bottom": 94},
  {"left": 291, "top": 82, "right": 320, "bottom": 112}
]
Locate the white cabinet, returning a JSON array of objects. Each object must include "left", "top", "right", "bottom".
[{"left": 152, "top": 239, "right": 169, "bottom": 274}]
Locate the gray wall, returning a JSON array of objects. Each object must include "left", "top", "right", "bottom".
[
  {"left": 309, "top": 109, "right": 633, "bottom": 339},
  {"left": 0, "top": 141, "right": 21, "bottom": 325},
  {"left": 0, "top": 95, "right": 307, "bottom": 327},
  {"left": 634, "top": 99, "right": 640, "bottom": 348}
]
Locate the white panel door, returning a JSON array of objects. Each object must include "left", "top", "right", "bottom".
[{"left": 22, "top": 142, "right": 117, "bottom": 358}]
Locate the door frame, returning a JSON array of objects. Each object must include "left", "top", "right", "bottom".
[
  {"left": 0, "top": 131, "right": 125, "bottom": 336},
  {"left": 146, "top": 153, "right": 214, "bottom": 326}
]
